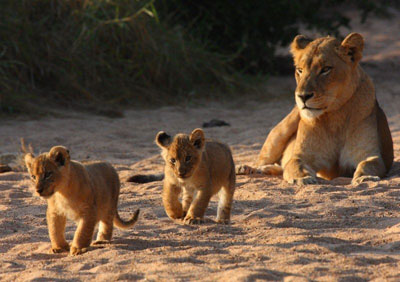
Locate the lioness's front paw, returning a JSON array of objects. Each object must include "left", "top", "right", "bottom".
[
  {"left": 70, "top": 246, "right": 88, "bottom": 256},
  {"left": 235, "top": 165, "right": 257, "bottom": 175},
  {"left": 293, "top": 176, "right": 318, "bottom": 186},
  {"left": 183, "top": 215, "right": 204, "bottom": 225},
  {"left": 352, "top": 175, "right": 380, "bottom": 186}
]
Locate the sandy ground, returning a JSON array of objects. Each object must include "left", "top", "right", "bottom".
[{"left": 1, "top": 11, "right": 400, "bottom": 282}]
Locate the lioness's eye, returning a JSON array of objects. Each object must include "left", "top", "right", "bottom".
[
  {"left": 296, "top": 68, "right": 303, "bottom": 75},
  {"left": 185, "top": 156, "right": 192, "bottom": 162},
  {"left": 170, "top": 158, "right": 176, "bottom": 165},
  {"left": 321, "top": 66, "right": 332, "bottom": 75},
  {"left": 31, "top": 175, "right": 36, "bottom": 180}
]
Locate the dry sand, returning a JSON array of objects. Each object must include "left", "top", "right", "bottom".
[{"left": 1, "top": 11, "right": 400, "bottom": 282}]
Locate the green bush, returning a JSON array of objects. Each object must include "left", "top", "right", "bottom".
[
  {"left": 156, "top": 0, "right": 390, "bottom": 73},
  {"left": 0, "top": 0, "right": 238, "bottom": 114}
]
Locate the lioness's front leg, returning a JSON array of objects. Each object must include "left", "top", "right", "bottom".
[
  {"left": 352, "top": 156, "right": 386, "bottom": 185},
  {"left": 283, "top": 157, "right": 318, "bottom": 185},
  {"left": 47, "top": 208, "right": 69, "bottom": 253},
  {"left": 184, "top": 188, "right": 212, "bottom": 225},
  {"left": 70, "top": 216, "right": 96, "bottom": 256},
  {"left": 162, "top": 182, "right": 183, "bottom": 219},
  {"left": 257, "top": 106, "right": 300, "bottom": 167}
]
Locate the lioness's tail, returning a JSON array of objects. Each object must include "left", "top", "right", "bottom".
[
  {"left": 126, "top": 173, "right": 164, "bottom": 183},
  {"left": 235, "top": 164, "right": 283, "bottom": 175},
  {"left": 114, "top": 209, "right": 140, "bottom": 229}
]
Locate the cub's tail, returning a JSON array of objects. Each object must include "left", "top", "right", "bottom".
[
  {"left": 235, "top": 164, "right": 283, "bottom": 175},
  {"left": 114, "top": 209, "right": 140, "bottom": 229},
  {"left": 126, "top": 173, "right": 164, "bottom": 183}
]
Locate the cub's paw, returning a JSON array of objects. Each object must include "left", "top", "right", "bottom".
[
  {"left": 352, "top": 175, "right": 380, "bottom": 186},
  {"left": 293, "top": 176, "right": 318, "bottom": 186},
  {"left": 50, "top": 245, "right": 69, "bottom": 254},
  {"left": 235, "top": 165, "right": 257, "bottom": 175},
  {"left": 216, "top": 218, "right": 230, "bottom": 225},
  {"left": 92, "top": 240, "right": 111, "bottom": 246},
  {"left": 70, "top": 246, "right": 88, "bottom": 256},
  {"left": 183, "top": 216, "right": 204, "bottom": 225}
]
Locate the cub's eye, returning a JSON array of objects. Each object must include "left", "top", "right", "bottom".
[
  {"left": 31, "top": 175, "right": 36, "bottom": 180},
  {"left": 44, "top": 171, "right": 53, "bottom": 179},
  {"left": 170, "top": 158, "right": 176, "bottom": 165},
  {"left": 185, "top": 156, "right": 192, "bottom": 162},
  {"left": 296, "top": 68, "right": 303, "bottom": 75},
  {"left": 320, "top": 66, "right": 332, "bottom": 75}
]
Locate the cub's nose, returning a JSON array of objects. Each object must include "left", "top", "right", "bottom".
[
  {"left": 297, "top": 92, "right": 314, "bottom": 103},
  {"left": 178, "top": 169, "right": 186, "bottom": 177}
]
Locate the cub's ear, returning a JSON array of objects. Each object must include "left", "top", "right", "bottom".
[
  {"left": 24, "top": 153, "right": 35, "bottom": 170},
  {"left": 155, "top": 131, "right": 171, "bottom": 148},
  {"left": 339, "top": 32, "right": 364, "bottom": 64},
  {"left": 48, "top": 146, "right": 70, "bottom": 167},
  {"left": 291, "top": 35, "right": 313, "bottom": 53},
  {"left": 190, "top": 128, "right": 205, "bottom": 150}
]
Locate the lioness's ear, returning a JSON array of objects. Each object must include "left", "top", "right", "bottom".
[
  {"left": 24, "top": 153, "right": 34, "bottom": 170},
  {"left": 48, "top": 146, "right": 70, "bottom": 167},
  {"left": 155, "top": 131, "right": 171, "bottom": 148},
  {"left": 340, "top": 32, "right": 364, "bottom": 64},
  {"left": 190, "top": 128, "right": 205, "bottom": 150},
  {"left": 291, "top": 35, "right": 313, "bottom": 53}
]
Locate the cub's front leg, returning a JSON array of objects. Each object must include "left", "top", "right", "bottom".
[
  {"left": 162, "top": 182, "right": 183, "bottom": 219},
  {"left": 47, "top": 207, "right": 69, "bottom": 253},
  {"left": 184, "top": 188, "right": 212, "bottom": 225},
  {"left": 70, "top": 215, "right": 97, "bottom": 256}
]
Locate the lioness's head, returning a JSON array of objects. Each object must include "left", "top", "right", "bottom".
[
  {"left": 290, "top": 32, "right": 364, "bottom": 119},
  {"left": 156, "top": 128, "right": 205, "bottom": 179},
  {"left": 24, "top": 146, "right": 70, "bottom": 198}
]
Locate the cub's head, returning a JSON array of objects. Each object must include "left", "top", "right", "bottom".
[
  {"left": 24, "top": 146, "right": 70, "bottom": 198},
  {"left": 291, "top": 33, "right": 364, "bottom": 120},
  {"left": 156, "top": 128, "right": 205, "bottom": 179}
]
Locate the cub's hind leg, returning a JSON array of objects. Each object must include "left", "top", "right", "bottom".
[
  {"left": 47, "top": 208, "right": 69, "bottom": 253},
  {"left": 93, "top": 212, "right": 114, "bottom": 245},
  {"left": 216, "top": 184, "right": 235, "bottom": 224}
]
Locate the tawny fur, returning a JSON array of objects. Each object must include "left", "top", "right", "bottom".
[
  {"left": 156, "top": 128, "right": 236, "bottom": 224},
  {"left": 24, "top": 146, "right": 139, "bottom": 256},
  {"left": 237, "top": 33, "right": 393, "bottom": 186}
]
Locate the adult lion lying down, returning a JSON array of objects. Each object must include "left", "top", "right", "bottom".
[{"left": 237, "top": 33, "right": 393, "bottom": 186}]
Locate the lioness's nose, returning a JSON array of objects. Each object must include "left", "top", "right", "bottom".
[{"left": 297, "top": 92, "right": 314, "bottom": 103}]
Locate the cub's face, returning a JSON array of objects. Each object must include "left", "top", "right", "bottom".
[
  {"left": 156, "top": 129, "right": 205, "bottom": 179},
  {"left": 24, "top": 146, "right": 70, "bottom": 198},
  {"left": 290, "top": 33, "right": 364, "bottom": 120}
]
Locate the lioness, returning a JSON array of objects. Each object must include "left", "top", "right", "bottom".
[
  {"left": 156, "top": 128, "right": 235, "bottom": 224},
  {"left": 237, "top": 33, "right": 393, "bottom": 186},
  {"left": 24, "top": 146, "right": 140, "bottom": 255}
]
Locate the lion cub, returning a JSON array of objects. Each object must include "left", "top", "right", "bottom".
[
  {"left": 156, "top": 128, "right": 236, "bottom": 224},
  {"left": 24, "top": 146, "right": 140, "bottom": 256}
]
